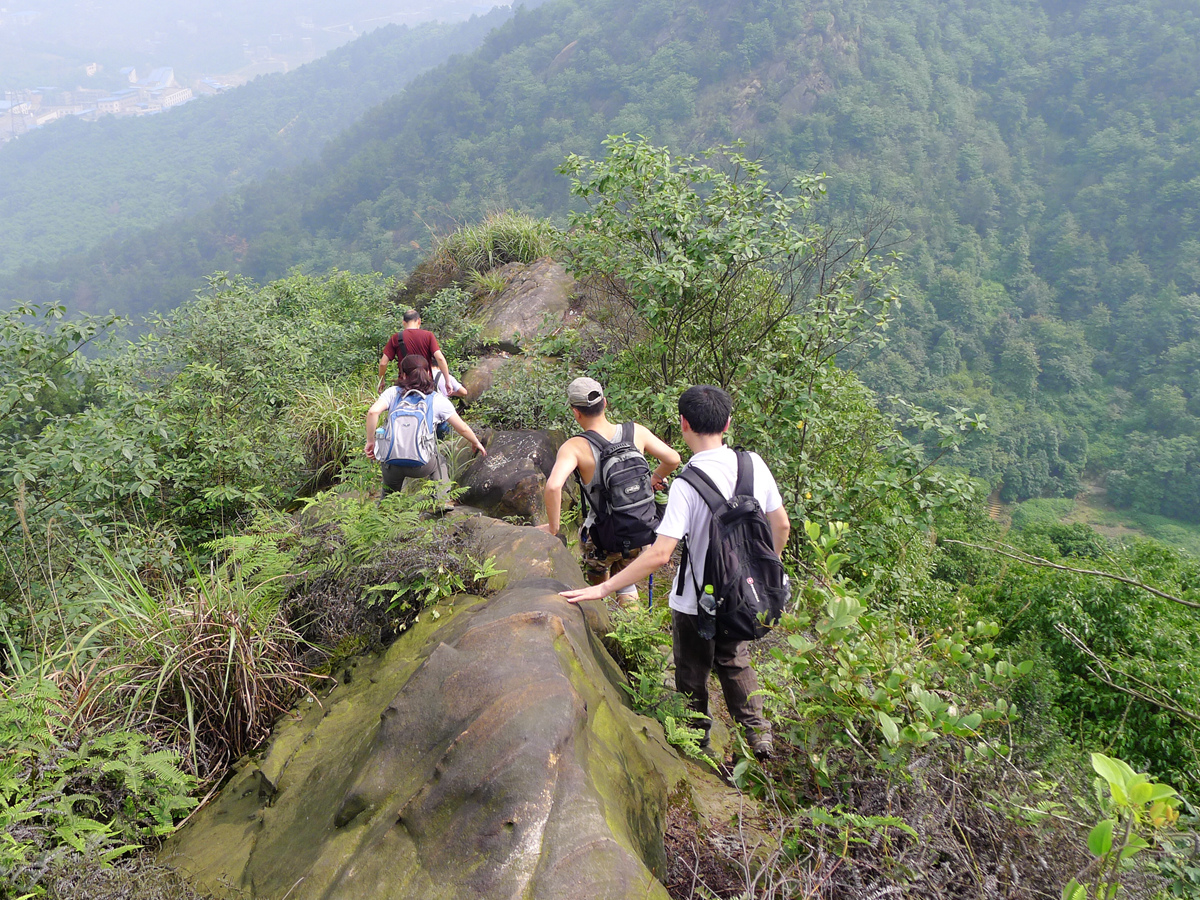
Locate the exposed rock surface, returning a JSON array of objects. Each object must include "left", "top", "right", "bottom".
[
  {"left": 460, "top": 353, "right": 516, "bottom": 403},
  {"left": 163, "top": 521, "right": 682, "bottom": 900},
  {"left": 476, "top": 257, "right": 576, "bottom": 352},
  {"left": 457, "top": 428, "right": 565, "bottom": 523}
]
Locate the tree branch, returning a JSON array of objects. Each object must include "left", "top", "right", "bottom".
[{"left": 940, "top": 539, "right": 1200, "bottom": 609}]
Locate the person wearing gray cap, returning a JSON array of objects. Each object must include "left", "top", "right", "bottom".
[{"left": 536, "top": 377, "right": 681, "bottom": 602}]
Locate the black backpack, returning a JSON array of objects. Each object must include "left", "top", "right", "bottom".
[
  {"left": 675, "top": 451, "right": 789, "bottom": 641},
  {"left": 578, "top": 423, "right": 660, "bottom": 555}
]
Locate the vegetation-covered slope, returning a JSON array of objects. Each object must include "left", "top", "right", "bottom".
[
  {"left": 6, "top": 0, "right": 1200, "bottom": 519},
  {"left": 4, "top": 192, "right": 1199, "bottom": 898}
]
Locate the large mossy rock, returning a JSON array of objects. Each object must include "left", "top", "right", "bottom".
[
  {"left": 476, "top": 258, "right": 576, "bottom": 352},
  {"left": 163, "top": 521, "right": 681, "bottom": 900}
]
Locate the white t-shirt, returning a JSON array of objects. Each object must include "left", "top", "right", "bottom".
[
  {"left": 657, "top": 446, "right": 783, "bottom": 615},
  {"left": 378, "top": 387, "right": 456, "bottom": 424},
  {"left": 432, "top": 370, "right": 465, "bottom": 398}
]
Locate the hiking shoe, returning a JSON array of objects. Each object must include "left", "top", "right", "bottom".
[{"left": 751, "top": 737, "right": 774, "bottom": 761}]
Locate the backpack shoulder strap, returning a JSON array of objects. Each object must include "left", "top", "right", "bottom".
[
  {"left": 399, "top": 330, "right": 409, "bottom": 358},
  {"left": 619, "top": 421, "right": 635, "bottom": 445},
  {"left": 732, "top": 450, "right": 755, "bottom": 497},
  {"left": 579, "top": 429, "right": 608, "bottom": 452},
  {"left": 676, "top": 463, "right": 725, "bottom": 600},
  {"left": 677, "top": 464, "right": 727, "bottom": 513}
]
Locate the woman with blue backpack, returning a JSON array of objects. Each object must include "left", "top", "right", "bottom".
[{"left": 364, "top": 354, "right": 487, "bottom": 497}]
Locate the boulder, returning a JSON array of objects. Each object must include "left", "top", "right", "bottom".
[
  {"left": 162, "top": 521, "right": 681, "bottom": 900},
  {"left": 460, "top": 353, "right": 517, "bottom": 403},
  {"left": 477, "top": 258, "right": 576, "bottom": 352},
  {"left": 457, "top": 429, "right": 565, "bottom": 523}
]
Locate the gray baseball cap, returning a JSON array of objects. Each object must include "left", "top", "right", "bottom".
[{"left": 567, "top": 376, "right": 605, "bottom": 407}]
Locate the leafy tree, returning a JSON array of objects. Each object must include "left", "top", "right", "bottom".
[
  {"left": 560, "top": 137, "right": 983, "bottom": 592},
  {"left": 559, "top": 135, "right": 897, "bottom": 391}
]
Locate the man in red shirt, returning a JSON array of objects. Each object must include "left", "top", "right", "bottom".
[{"left": 377, "top": 308, "right": 452, "bottom": 392}]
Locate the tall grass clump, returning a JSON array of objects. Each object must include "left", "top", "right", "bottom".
[
  {"left": 83, "top": 551, "right": 308, "bottom": 775},
  {"left": 291, "top": 380, "right": 376, "bottom": 490},
  {"left": 433, "top": 211, "right": 554, "bottom": 275}
]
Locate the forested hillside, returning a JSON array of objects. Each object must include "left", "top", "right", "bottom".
[
  {"left": 5, "top": 0, "right": 1200, "bottom": 516},
  {"left": 0, "top": 9, "right": 511, "bottom": 276}
]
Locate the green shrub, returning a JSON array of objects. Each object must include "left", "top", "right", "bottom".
[
  {"left": 950, "top": 530, "right": 1200, "bottom": 793},
  {"left": 605, "top": 603, "right": 709, "bottom": 763},
  {"left": 211, "top": 475, "right": 503, "bottom": 655},
  {"left": 469, "top": 355, "right": 574, "bottom": 432},
  {"left": 761, "top": 522, "right": 1029, "bottom": 782},
  {"left": 416, "top": 287, "right": 484, "bottom": 365},
  {"left": 0, "top": 674, "right": 197, "bottom": 896}
]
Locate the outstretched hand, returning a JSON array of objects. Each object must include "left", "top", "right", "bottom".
[{"left": 559, "top": 584, "right": 608, "bottom": 604}]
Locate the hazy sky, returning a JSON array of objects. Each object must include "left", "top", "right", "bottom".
[{"left": 0, "top": 0, "right": 500, "bottom": 87}]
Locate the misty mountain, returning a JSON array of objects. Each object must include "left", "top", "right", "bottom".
[
  {"left": 0, "top": 9, "right": 512, "bottom": 275},
  {"left": 0, "top": 0, "right": 502, "bottom": 87},
  {"left": 6, "top": 0, "right": 1200, "bottom": 519}
]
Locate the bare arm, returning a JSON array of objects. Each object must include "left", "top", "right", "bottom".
[
  {"left": 559, "top": 535, "right": 679, "bottom": 603},
  {"left": 634, "top": 425, "right": 681, "bottom": 489},
  {"left": 433, "top": 349, "right": 451, "bottom": 385},
  {"left": 766, "top": 505, "right": 791, "bottom": 557},
  {"left": 363, "top": 393, "right": 392, "bottom": 460},
  {"left": 536, "top": 441, "right": 582, "bottom": 535},
  {"left": 377, "top": 354, "right": 390, "bottom": 391},
  {"left": 447, "top": 414, "right": 486, "bottom": 455}
]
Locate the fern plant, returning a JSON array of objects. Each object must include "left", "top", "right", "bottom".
[{"left": 0, "top": 674, "right": 196, "bottom": 895}]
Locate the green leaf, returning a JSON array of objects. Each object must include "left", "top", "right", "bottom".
[
  {"left": 1062, "top": 879, "right": 1087, "bottom": 900},
  {"left": 1088, "top": 819, "right": 1115, "bottom": 857},
  {"left": 877, "top": 711, "right": 900, "bottom": 745},
  {"left": 1092, "top": 753, "right": 1135, "bottom": 792},
  {"left": 1119, "top": 833, "right": 1150, "bottom": 862}
]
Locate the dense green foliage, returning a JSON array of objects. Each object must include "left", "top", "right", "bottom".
[
  {"left": 2, "top": 213, "right": 1198, "bottom": 896},
  {"left": 940, "top": 520, "right": 1200, "bottom": 794},
  {"left": 9, "top": 0, "right": 1200, "bottom": 522},
  {"left": 0, "top": 11, "right": 510, "bottom": 277},
  {"left": 0, "top": 270, "right": 504, "bottom": 892}
]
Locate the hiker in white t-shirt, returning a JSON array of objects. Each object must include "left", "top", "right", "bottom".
[
  {"left": 560, "top": 385, "right": 790, "bottom": 760},
  {"left": 432, "top": 368, "right": 468, "bottom": 399},
  {"left": 365, "top": 354, "right": 486, "bottom": 497}
]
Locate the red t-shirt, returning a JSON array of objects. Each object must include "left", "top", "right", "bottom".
[{"left": 383, "top": 328, "right": 440, "bottom": 365}]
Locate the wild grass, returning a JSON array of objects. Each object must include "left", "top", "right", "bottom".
[
  {"left": 431, "top": 211, "right": 554, "bottom": 276},
  {"left": 468, "top": 267, "right": 510, "bottom": 298},
  {"left": 291, "top": 380, "right": 376, "bottom": 490},
  {"left": 81, "top": 549, "right": 310, "bottom": 776}
]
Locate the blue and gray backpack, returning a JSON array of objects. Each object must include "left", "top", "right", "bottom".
[{"left": 375, "top": 389, "right": 437, "bottom": 467}]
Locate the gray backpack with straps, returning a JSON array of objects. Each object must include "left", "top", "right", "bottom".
[{"left": 577, "top": 422, "right": 660, "bottom": 555}]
